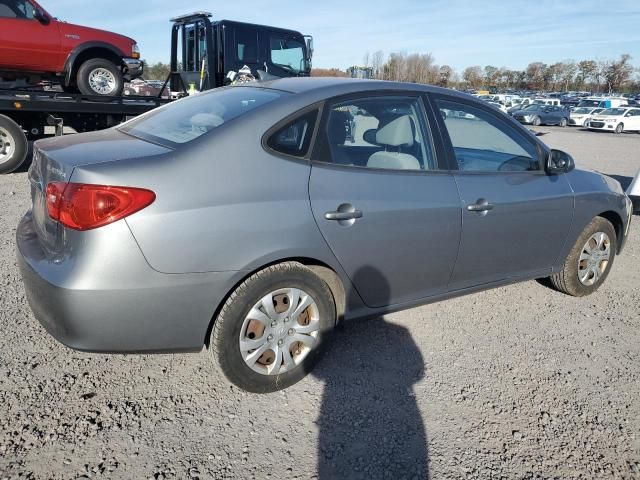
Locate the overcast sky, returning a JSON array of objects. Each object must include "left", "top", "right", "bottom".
[{"left": 50, "top": 0, "right": 640, "bottom": 71}]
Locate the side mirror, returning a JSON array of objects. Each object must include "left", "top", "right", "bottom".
[
  {"left": 546, "top": 149, "right": 575, "bottom": 175},
  {"left": 34, "top": 8, "right": 50, "bottom": 25}
]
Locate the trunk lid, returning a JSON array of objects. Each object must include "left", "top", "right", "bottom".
[{"left": 28, "top": 129, "right": 171, "bottom": 255}]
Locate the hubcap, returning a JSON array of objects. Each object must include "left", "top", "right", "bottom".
[
  {"left": 239, "top": 288, "right": 320, "bottom": 376},
  {"left": 88, "top": 68, "right": 117, "bottom": 95},
  {"left": 0, "top": 126, "right": 15, "bottom": 165},
  {"left": 578, "top": 232, "right": 611, "bottom": 286}
]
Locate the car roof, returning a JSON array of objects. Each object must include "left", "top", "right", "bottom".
[{"left": 240, "top": 77, "right": 472, "bottom": 100}]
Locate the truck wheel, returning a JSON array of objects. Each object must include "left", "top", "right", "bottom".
[
  {"left": 0, "top": 115, "right": 28, "bottom": 174},
  {"left": 76, "top": 58, "right": 124, "bottom": 96}
]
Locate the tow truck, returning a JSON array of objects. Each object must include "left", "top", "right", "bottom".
[{"left": 0, "top": 12, "right": 313, "bottom": 174}]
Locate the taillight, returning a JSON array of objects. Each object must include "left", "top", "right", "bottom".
[{"left": 45, "top": 182, "right": 155, "bottom": 231}]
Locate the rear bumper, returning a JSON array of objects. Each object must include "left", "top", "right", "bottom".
[
  {"left": 16, "top": 212, "right": 240, "bottom": 353},
  {"left": 122, "top": 58, "right": 143, "bottom": 80}
]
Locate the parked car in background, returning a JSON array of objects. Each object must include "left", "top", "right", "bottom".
[
  {"left": 507, "top": 97, "right": 534, "bottom": 114},
  {"left": 0, "top": 0, "right": 142, "bottom": 96},
  {"left": 512, "top": 104, "right": 570, "bottom": 126},
  {"left": 588, "top": 107, "right": 640, "bottom": 134},
  {"left": 577, "top": 97, "right": 628, "bottom": 109},
  {"left": 569, "top": 107, "right": 604, "bottom": 127},
  {"left": 17, "top": 78, "right": 633, "bottom": 392},
  {"left": 533, "top": 98, "right": 561, "bottom": 106},
  {"left": 124, "top": 78, "right": 170, "bottom": 98},
  {"left": 487, "top": 101, "right": 508, "bottom": 113}
]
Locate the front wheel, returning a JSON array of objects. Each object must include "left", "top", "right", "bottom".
[
  {"left": 210, "top": 262, "right": 336, "bottom": 393},
  {"left": 548, "top": 217, "right": 616, "bottom": 297},
  {"left": 76, "top": 58, "right": 124, "bottom": 96},
  {"left": 614, "top": 123, "right": 624, "bottom": 134},
  {"left": 559, "top": 117, "right": 567, "bottom": 127},
  {"left": 532, "top": 116, "right": 541, "bottom": 126},
  {"left": 0, "top": 114, "right": 28, "bottom": 174}
]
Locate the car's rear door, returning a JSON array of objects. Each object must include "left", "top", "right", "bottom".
[
  {"left": 430, "top": 94, "right": 574, "bottom": 290},
  {"left": 0, "top": 0, "right": 60, "bottom": 71},
  {"left": 308, "top": 92, "right": 462, "bottom": 308}
]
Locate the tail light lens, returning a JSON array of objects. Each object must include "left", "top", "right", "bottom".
[{"left": 46, "top": 182, "right": 155, "bottom": 231}]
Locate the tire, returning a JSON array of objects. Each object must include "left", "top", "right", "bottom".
[
  {"left": 559, "top": 117, "right": 567, "bottom": 127},
  {"left": 76, "top": 58, "right": 124, "bottom": 96},
  {"left": 614, "top": 123, "right": 624, "bottom": 134},
  {"left": 210, "top": 262, "right": 336, "bottom": 393},
  {"left": 532, "top": 116, "right": 541, "bottom": 126},
  {"left": 0, "top": 114, "right": 28, "bottom": 174},
  {"left": 549, "top": 217, "right": 616, "bottom": 297}
]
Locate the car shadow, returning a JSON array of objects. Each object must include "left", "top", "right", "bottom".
[{"left": 313, "top": 266, "right": 429, "bottom": 479}]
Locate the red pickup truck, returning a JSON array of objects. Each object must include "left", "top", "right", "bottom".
[{"left": 0, "top": 0, "right": 142, "bottom": 96}]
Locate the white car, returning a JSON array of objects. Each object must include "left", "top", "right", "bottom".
[
  {"left": 487, "top": 101, "right": 508, "bottom": 113},
  {"left": 569, "top": 107, "right": 604, "bottom": 127},
  {"left": 533, "top": 98, "right": 561, "bottom": 106},
  {"left": 588, "top": 107, "right": 640, "bottom": 134}
]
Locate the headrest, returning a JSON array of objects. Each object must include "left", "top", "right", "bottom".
[{"left": 376, "top": 115, "right": 414, "bottom": 147}]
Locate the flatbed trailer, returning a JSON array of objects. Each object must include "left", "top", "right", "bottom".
[{"left": 0, "top": 88, "right": 170, "bottom": 173}]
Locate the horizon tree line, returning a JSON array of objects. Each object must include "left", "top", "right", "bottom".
[{"left": 335, "top": 51, "right": 638, "bottom": 93}]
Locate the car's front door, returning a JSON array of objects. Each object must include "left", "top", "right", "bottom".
[
  {"left": 431, "top": 95, "right": 574, "bottom": 290},
  {"left": 0, "top": 0, "right": 60, "bottom": 71},
  {"left": 309, "top": 93, "right": 462, "bottom": 308}
]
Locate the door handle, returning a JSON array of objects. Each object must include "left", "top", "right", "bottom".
[
  {"left": 325, "top": 210, "right": 363, "bottom": 221},
  {"left": 467, "top": 199, "right": 494, "bottom": 212}
]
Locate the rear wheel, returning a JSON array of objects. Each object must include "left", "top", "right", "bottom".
[
  {"left": 210, "top": 262, "right": 336, "bottom": 393},
  {"left": 549, "top": 217, "right": 616, "bottom": 297},
  {"left": 76, "top": 58, "right": 124, "bottom": 96},
  {"left": 614, "top": 123, "right": 624, "bottom": 134},
  {"left": 559, "top": 117, "right": 567, "bottom": 127},
  {"left": 0, "top": 115, "right": 28, "bottom": 174},
  {"left": 532, "top": 116, "right": 541, "bottom": 126}
]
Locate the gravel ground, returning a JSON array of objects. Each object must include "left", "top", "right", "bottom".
[{"left": 1, "top": 127, "right": 639, "bottom": 480}]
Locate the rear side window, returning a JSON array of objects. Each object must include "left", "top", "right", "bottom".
[
  {"left": 0, "top": 0, "right": 35, "bottom": 18},
  {"left": 120, "top": 87, "right": 284, "bottom": 147},
  {"left": 267, "top": 110, "right": 318, "bottom": 158},
  {"left": 437, "top": 99, "right": 540, "bottom": 172},
  {"left": 235, "top": 28, "right": 258, "bottom": 63}
]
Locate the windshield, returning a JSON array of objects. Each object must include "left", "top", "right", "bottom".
[
  {"left": 572, "top": 107, "right": 592, "bottom": 114},
  {"left": 599, "top": 108, "right": 626, "bottom": 116},
  {"left": 578, "top": 100, "right": 601, "bottom": 108},
  {"left": 270, "top": 35, "right": 307, "bottom": 74},
  {"left": 120, "top": 87, "right": 284, "bottom": 147},
  {"left": 522, "top": 104, "right": 543, "bottom": 111}
]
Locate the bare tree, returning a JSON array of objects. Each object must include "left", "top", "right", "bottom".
[
  {"left": 484, "top": 65, "right": 499, "bottom": 86},
  {"left": 363, "top": 52, "right": 370, "bottom": 69},
  {"left": 439, "top": 65, "right": 453, "bottom": 87},
  {"left": 463, "top": 66, "right": 483, "bottom": 89},
  {"left": 526, "top": 62, "right": 546, "bottom": 90},
  {"left": 371, "top": 50, "right": 385, "bottom": 79},
  {"left": 604, "top": 54, "right": 633, "bottom": 93}
]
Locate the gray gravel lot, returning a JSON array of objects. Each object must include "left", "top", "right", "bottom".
[{"left": 1, "top": 126, "right": 639, "bottom": 479}]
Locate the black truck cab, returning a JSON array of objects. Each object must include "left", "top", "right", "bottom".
[{"left": 169, "top": 12, "right": 313, "bottom": 93}]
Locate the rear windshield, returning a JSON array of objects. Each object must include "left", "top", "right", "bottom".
[{"left": 120, "top": 87, "right": 284, "bottom": 147}]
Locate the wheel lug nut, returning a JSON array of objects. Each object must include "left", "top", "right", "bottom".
[
  {"left": 267, "top": 335, "right": 273, "bottom": 342},
  {"left": 271, "top": 321, "right": 277, "bottom": 327},
  {"left": 288, "top": 328, "right": 295, "bottom": 336},
  {"left": 277, "top": 339, "right": 284, "bottom": 346}
]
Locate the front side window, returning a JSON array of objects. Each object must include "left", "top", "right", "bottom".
[
  {"left": 120, "top": 87, "right": 284, "bottom": 147},
  {"left": 267, "top": 110, "right": 318, "bottom": 158},
  {"left": 437, "top": 99, "right": 540, "bottom": 173},
  {"left": 0, "top": 0, "right": 35, "bottom": 18},
  {"left": 270, "top": 35, "right": 305, "bottom": 74},
  {"left": 320, "top": 96, "right": 436, "bottom": 171}
]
